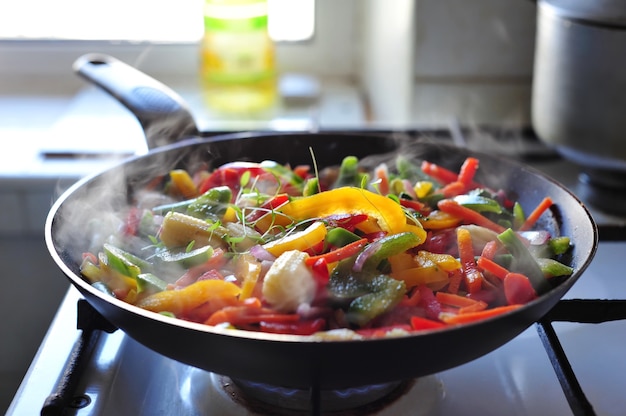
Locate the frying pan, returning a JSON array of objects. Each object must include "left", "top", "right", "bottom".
[{"left": 45, "top": 54, "right": 598, "bottom": 391}]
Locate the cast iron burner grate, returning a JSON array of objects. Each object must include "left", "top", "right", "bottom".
[{"left": 40, "top": 230, "right": 626, "bottom": 416}]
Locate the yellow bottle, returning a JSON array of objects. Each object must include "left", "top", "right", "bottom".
[{"left": 200, "top": 0, "right": 278, "bottom": 114}]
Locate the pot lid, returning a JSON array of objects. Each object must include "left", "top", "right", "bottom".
[{"left": 541, "top": 0, "right": 626, "bottom": 28}]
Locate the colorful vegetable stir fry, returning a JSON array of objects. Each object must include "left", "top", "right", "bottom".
[{"left": 80, "top": 155, "right": 574, "bottom": 338}]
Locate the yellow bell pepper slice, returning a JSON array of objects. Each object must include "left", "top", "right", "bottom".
[
  {"left": 236, "top": 253, "right": 262, "bottom": 300},
  {"left": 169, "top": 169, "right": 199, "bottom": 199},
  {"left": 136, "top": 279, "right": 241, "bottom": 315},
  {"left": 262, "top": 221, "right": 328, "bottom": 257},
  {"left": 278, "top": 187, "right": 426, "bottom": 242},
  {"left": 418, "top": 209, "right": 462, "bottom": 230}
]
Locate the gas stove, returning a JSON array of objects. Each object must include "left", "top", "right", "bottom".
[{"left": 7, "top": 127, "right": 626, "bottom": 416}]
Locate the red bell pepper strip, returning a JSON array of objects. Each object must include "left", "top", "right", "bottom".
[
  {"left": 410, "top": 316, "right": 446, "bottom": 331},
  {"left": 305, "top": 238, "right": 368, "bottom": 266},
  {"left": 457, "top": 227, "right": 484, "bottom": 294},
  {"left": 122, "top": 207, "right": 141, "bottom": 237},
  {"left": 503, "top": 272, "right": 538, "bottom": 305},
  {"left": 322, "top": 213, "right": 369, "bottom": 231},
  {"left": 400, "top": 287, "right": 421, "bottom": 306},
  {"left": 438, "top": 199, "right": 507, "bottom": 233},
  {"left": 198, "top": 162, "right": 265, "bottom": 195},
  {"left": 421, "top": 159, "right": 481, "bottom": 189},
  {"left": 399, "top": 198, "right": 429, "bottom": 214},
  {"left": 416, "top": 285, "right": 442, "bottom": 321},
  {"left": 245, "top": 194, "right": 290, "bottom": 223},
  {"left": 309, "top": 257, "right": 330, "bottom": 286},
  {"left": 205, "top": 303, "right": 301, "bottom": 326},
  {"left": 518, "top": 197, "right": 554, "bottom": 231}
]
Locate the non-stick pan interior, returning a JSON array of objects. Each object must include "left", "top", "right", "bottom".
[{"left": 46, "top": 131, "right": 597, "bottom": 389}]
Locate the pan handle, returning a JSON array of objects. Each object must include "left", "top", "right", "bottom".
[{"left": 73, "top": 53, "right": 199, "bottom": 150}]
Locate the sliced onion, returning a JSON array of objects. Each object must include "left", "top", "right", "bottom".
[
  {"left": 519, "top": 230, "right": 550, "bottom": 245},
  {"left": 249, "top": 244, "right": 276, "bottom": 262},
  {"left": 352, "top": 239, "right": 383, "bottom": 272}
]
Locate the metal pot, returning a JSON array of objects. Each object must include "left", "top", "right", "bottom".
[{"left": 532, "top": 0, "right": 626, "bottom": 171}]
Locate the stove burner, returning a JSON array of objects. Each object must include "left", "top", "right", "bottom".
[
  {"left": 201, "top": 373, "right": 444, "bottom": 415},
  {"left": 230, "top": 378, "right": 403, "bottom": 412},
  {"left": 576, "top": 169, "right": 626, "bottom": 216}
]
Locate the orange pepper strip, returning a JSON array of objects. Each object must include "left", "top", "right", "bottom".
[
  {"left": 420, "top": 161, "right": 459, "bottom": 185},
  {"left": 456, "top": 227, "right": 484, "bottom": 294},
  {"left": 438, "top": 199, "right": 507, "bottom": 233},
  {"left": 457, "top": 157, "right": 480, "bottom": 189},
  {"left": 518, "top": 197, "right": 554, "bottom": 231},
  {"left": 480, "top": 240, "right": 500, "bottom": 260},
  {"left": 436, "top": 291, "right": 480, "bottom": 308},
  {"left": 305, "top": 238, "right": 368, "bottom": 266},
  {"left": 458, "top": 301, "right": 488, "bottom": 314},
  {"left": 421, "top": 159, "right": 481, "bottom": 189},
  {"left": 447, "top": 268, "right": 463, "bottom": 295},
  {"left": 440, "top": 181, "right": 466, "bottom": 198},
  {"left": 205, "top": 304, "right": 300, "bottom": 327},
  {"left": 136, "top": 279, "right": 241, "bottom": 316},
  {"left": 440, "top": 304, "right": 522, "bottom": 324},
  {"left": 476, "top": 256, "right": 510, "bottom": 280}
]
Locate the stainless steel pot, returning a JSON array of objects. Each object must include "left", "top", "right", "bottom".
[{"left": 532, "top": 0, "right": 626, "bottom": 171}]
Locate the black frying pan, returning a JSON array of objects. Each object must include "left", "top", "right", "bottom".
[{"left": 44, "top": 54, "right": 598, "bottom": 391}]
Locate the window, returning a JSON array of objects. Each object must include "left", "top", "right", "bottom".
[{"left": 0, "top": 0, "right": 314, "bottom": 43}]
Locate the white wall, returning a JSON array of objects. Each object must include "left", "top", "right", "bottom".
[{"left": 358, "top": 0, "right": 538, "bottom": 127}]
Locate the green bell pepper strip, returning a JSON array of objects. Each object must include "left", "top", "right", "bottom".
[
  {"left": 549, "top": 236, "right": 571, "bottom": 255},
  {"left": 453, "top": 194, "right": 503, "bottom": 214},
  {"left": 513, "top": 202, "right": 525, "bottom": 229},
  {"left": 497, "top": 228, "right": 550, "bottom": 294},
  {"left": 536, "top": 258, "right": 574, "bottom": 278},
  {"left": 103, "top": 243, "right": 150, "bottom": 278},
  {"left": 136, "top": 272, "right": 169, "bottom": 293},
  {"left": 302, "top": 177, "right": 320, "bottom": 196},
  {"left": 332, "top": 156, "right": 369, "bottom": 189},
  {"left": 326, "top": 256, "right": 407, "bottom": 326},
  {"left": 353, "top": 231, "right": 423, "bottom": 272},
  {"left": 325, "top": 227, "right": 362, "bottom": 247},
  {"left": 155, "top": 245, "right": 215, "bottom": 269},
  {"left": 347, "top": 274, "right": 407, "bottom": 326},
  {"left": 151, "top": 186, "right": 232, "bottom": 218}
]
